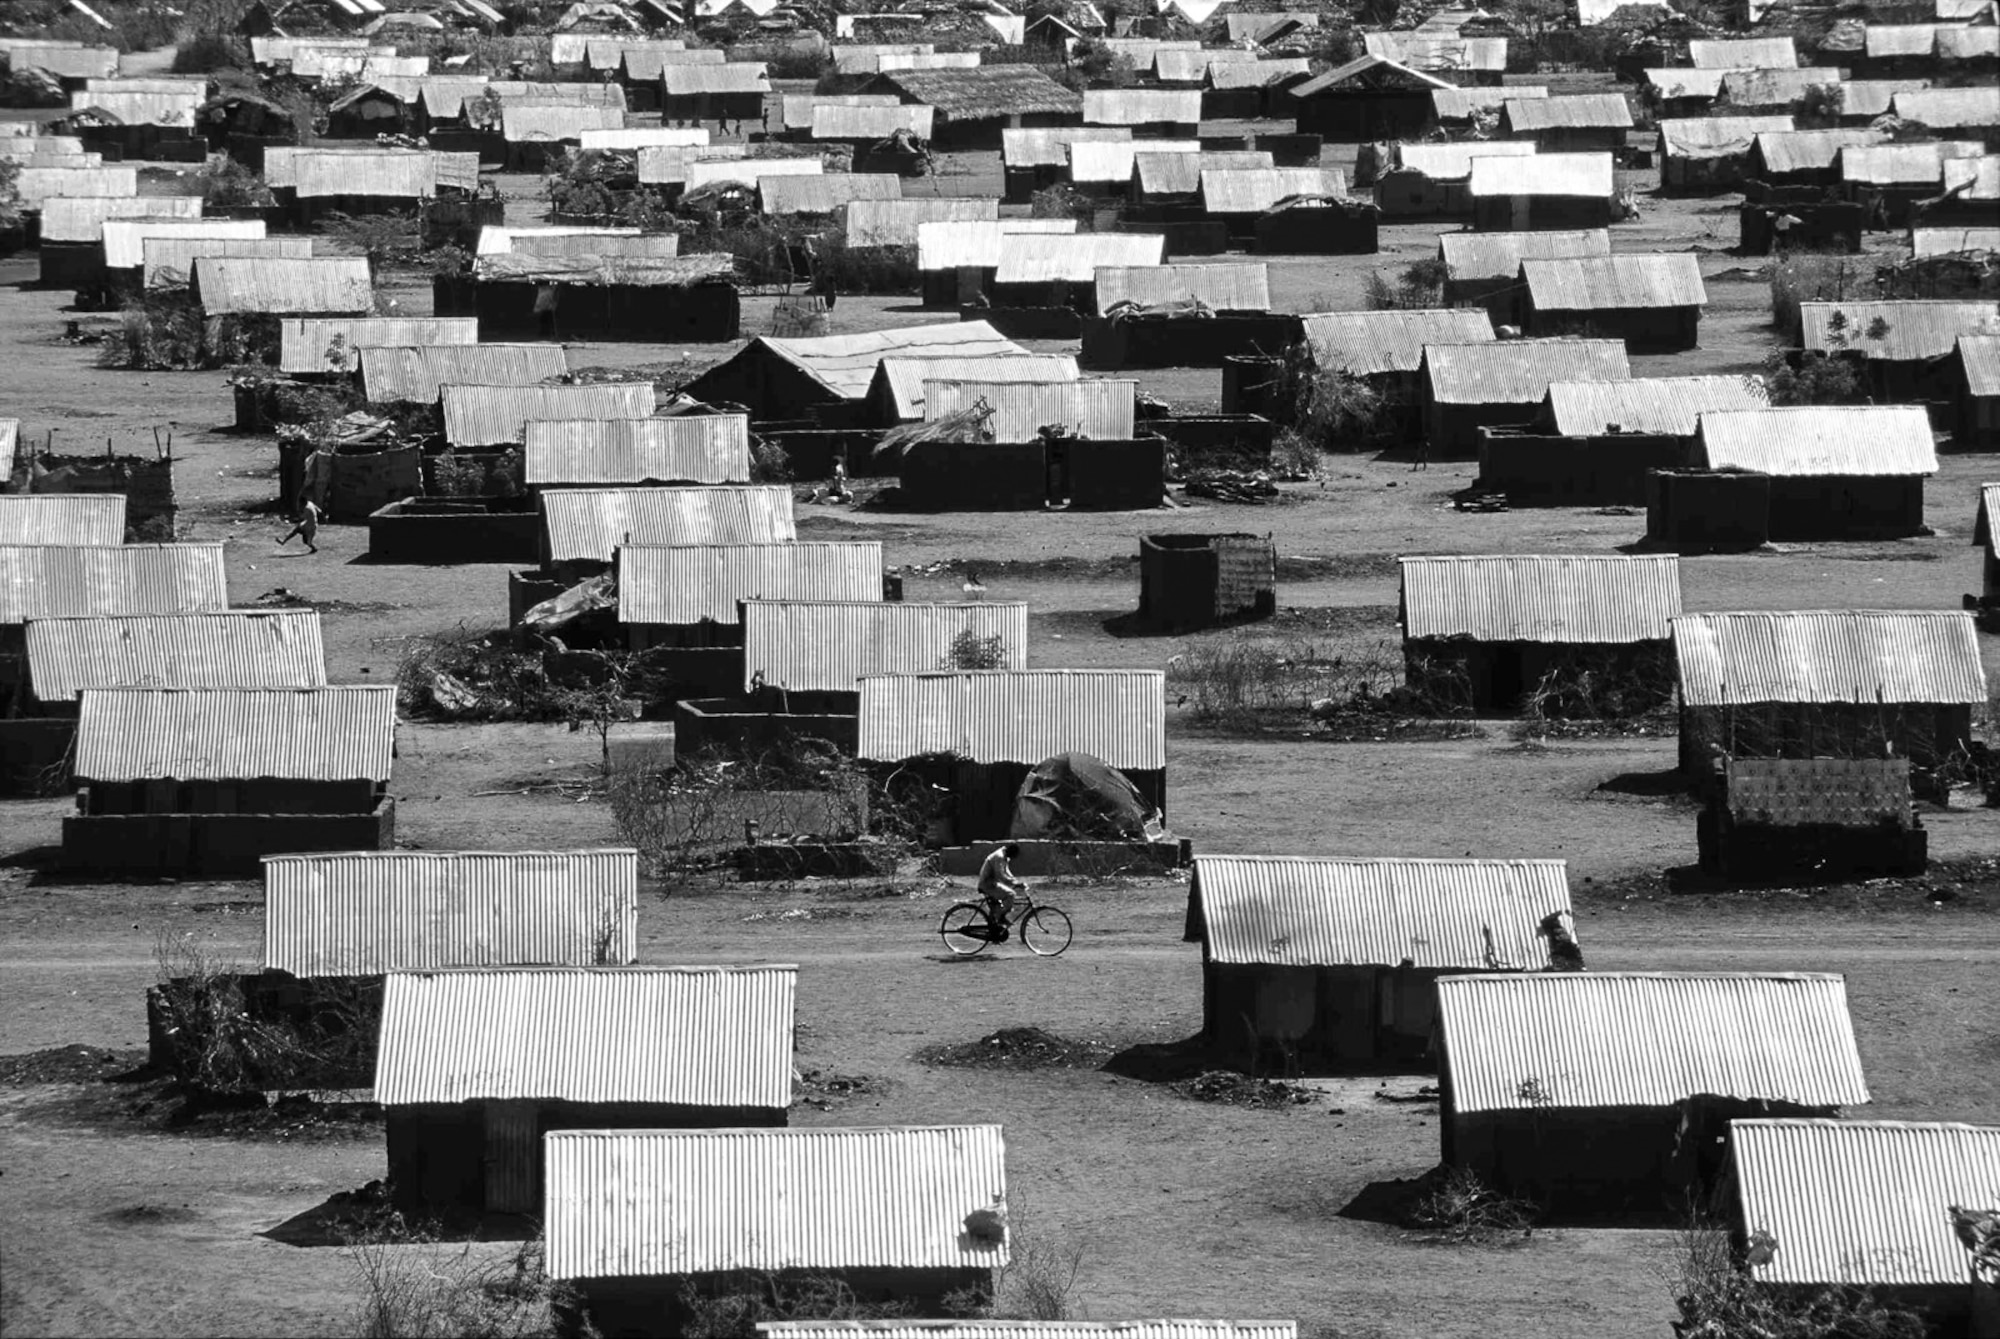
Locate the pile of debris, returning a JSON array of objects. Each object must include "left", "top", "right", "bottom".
[
  {"left": 1183, "top": 468, "right": 1281, "bottom": 503},
  {"left": 917, "top": 1026, "right": 1110, "bottom": 1072},
  {"left": 1170, "top": 1070, "right": 1319, "bottom": 1108}
]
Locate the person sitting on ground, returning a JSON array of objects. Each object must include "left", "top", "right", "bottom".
[{"left": 977, "top": 843, "right": 1027, "bottom": 937}]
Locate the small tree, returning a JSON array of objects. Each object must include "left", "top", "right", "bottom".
[
  {"left": 321, "top": 210, "right": 423, "bottom": 282},
  {"left": 0, "top": 158, "right": 19, "bottom": 235},
  {"left": 942, "top": 629, "right": 1007, "bottom": 670}
]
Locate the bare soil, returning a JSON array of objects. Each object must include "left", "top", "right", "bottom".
[{"left": 3, "top": 99, "right": 1998, "bottom": 1339}]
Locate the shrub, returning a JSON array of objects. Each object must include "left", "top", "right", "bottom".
[
  {"left": 0, "top": 158, "right": 19, "bottom": 233},
  {"left": 808, "top": 230, "right": 918, "bottom": 294},
  {"left": 198, "top": 157, "right": 275, "bottom": 211},
  {"left": 674, "top": 1273, "right": 915, "bottom": 1338},
  {"left": 171, "top": 33, "right": 246, "bottom": 74},
  {"left": 764, "top": 46, "right": 831, "bottom": 79},
  {"left": 1763, "top": 349, "right": 1864, "bottom": 406},
  {"left": 1770, "top": 252, "right": 1871, "bottom": 341},
  {"left": 1029, "top": 182, "right": 1092, "bottom": 226},
  {"left": 1405, "top": 1167, "right": 1536, "bottom": 1244},
  {"left": 1668, "top": 1216, "right": 1926, "bottom": 1339},
  {"left": 321, "top": 210, "right": 424, "bottom": 280},
  {"left": 151, "top": 932, "right": 378, "bottom": 1094},
  {"left": 942, "top": 629, "right": 1008, "bottom": 670},
  {"left": 1364, "top": 256, "right": 1447, "bottom": 311},
  {"left": 348, "top": 1232, "right": 577, "bottom": 1339}
]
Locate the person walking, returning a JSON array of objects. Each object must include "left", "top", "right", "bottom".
[{"left": 279, "top": 499, "right": 321, "bottom": 553}]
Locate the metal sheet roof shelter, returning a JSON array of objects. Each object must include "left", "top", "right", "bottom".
[
  {"left": 1670, "top": 610, "right": 1987, "bottom": 707},
  {"left": 1433, "top": 85, "right": 1546, "bottom": 123},
  {"left": 578, "top": 126, "right": 711, "bottom": 151},
  {"left": 924, "top": 379, "right": 1137, "bottom": 441},
  {"left": 1729, "top": 1119, "right": 2000, "bottom": 1287},
  {"left": 617, "top": 542, "right": 883, "bottom": 626},
  {"left": 741, "top": 600, "right": 1029, "bottom": 692},
  {"left": 1751, "top": 129, "right": 1887, "bottom": 177},
  {"left": 682, "top": 320, "right": 1030, "bottom": 418},
  {"left": 759, "top": 1325, "right": 1296, "bottom": 1339},
  {"left": 1187, "top": 856, "right": 1571, "bottom": 968},
  {"left": 263, "top": 848, "right": 639, "bottom": 977},
  {"left": 0, "top": 543, "right": 228, "bottom": 626},
  {"left": 1134, "top": 150, "right": 1274, "bottom": 198},
  {"left": 858, "top": 670, "right": 1166, "bottom": 769},
  {"left": 25, "top": 609, "right": 326, "bottom": 703},
  {"left": 1083, "top": 88, "right": 1203, "bottom": 127},
  {"left": 1095, "top": 263, "right": 1270, "bottom": 315},
  {"left": 1545, "top": 375, "right": 1769, "bottom": 436},
  {"left": 1002, "top": 126, "right": 1130, "bottom": 170},
  {"left": 1689, "top": 37, "right": 1798, "bottom": 67},
  {"left": 809, "top": 102, "right": 933, "bottom": 140},
  {"left": 542, "top": 1125, "right": 1008, "bottom": 1280},
  {"left": 279, "top": 316, "right": 479, "bottom": 375},
  {"left": 540, "top": 487, "right": 798, "bottom": 567},
  {"left": 1301, "top": 309, "right": 1495, "bottom": 378},
  {"left": 0, "top": 494, "right": 125, "bottom": 546},
  {"left": 1468, "top": 152, "right": 1614, "bottom": 200},
  {"left": 916, "top": 221, "right": 1078, "bottom": 273},
  {"left": 375, "top": 964, "right": 796, "bottom": 1106},
  {"left": 1069, "top": 137, "right": 1200, "bottom": 187},
  {"left": 1198, "top": 167, "right": 1349, "bottom": 215},
  {"left": 37, "top": 194, "right": 199, "bottom": 245},
  {"left": 476, "top": 226, "right": 680, "bottom": 258},
  {"left": 1436, "top": 971, "right": 1870, "bottom": 1113},
  {"left": 1694, "top": 406, "right": 1939, "bottom": 476},
  {"left": 871, "top": 355, "right": 1078, "bottom": 422},
  {"left": 14, "top": 166, "right": 136, "bottom": 207},
  {"left": 1361, "top": 31, "right": 1508, "bottom": 74},
  {"left": 72, "top": 685, "right": 397, "bottom": 783},
  {"left": 524, "top": 415, "right": 751, "bottom": 486},
  {"left": 440, "top": 383, "right": 654, "bottom": 448},
  {"left": 1399, "top": 554, "right": 1682, "bottom": 643},
  {"left": 781, "top": 93, "right": 901, "bottom": 132},
  {"left": 357, "top": 344, "right": 569, "bottom": 403},
  {"left": 190, "top": 256, "right": 372, "bottom": 317},
  {"left": 1913, "top": 227, "right": 2000, "bottom": 256},
  {"left": 1438, "top": 228, "right": 1612, "bottom": 283},
  {"left": 1797, "top": 300, "right": 2000, "bottom": 362},
  {"left": 993, "top": 232, "right": 1165, "bottom": 285},
  {"left": 98, "top": 219, "right": 261, "bottom": 273},
  {"left": 760, "top": 173, "right": 904, "bottom": 218},
  {"left": 844, "top": 198, "right": 997, "bottom": 249},
  {"left": 144, "top": 236, "right": 311, "bottom": 289},
  {"left": 869, "top": 66, "right": 1082, "bottom": 133},
  {"left": 1421, "top": 339, "right": 1632, "bottom": 404}
]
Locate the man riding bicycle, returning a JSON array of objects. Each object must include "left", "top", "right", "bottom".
[{"left": 977, "top": 843, "right": 1026, "bottom": 939}]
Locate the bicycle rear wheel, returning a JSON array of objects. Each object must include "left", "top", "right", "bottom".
[
  {"left": 1022, "top": 906, "right": 1072, "bottom": 957},
  {"left": 939, "top": 902, "right": 993, "bottom": 956}
]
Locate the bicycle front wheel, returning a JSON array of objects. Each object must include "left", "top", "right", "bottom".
[
  {"left": 939, "top": 903, "right": 992, "bottom": 956},
  {"left": 1022, "top": 906, "right": 1072, "bottom": 957}
]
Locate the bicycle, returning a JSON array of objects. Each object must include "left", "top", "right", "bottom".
[{"left": 938, "top": 887, "right": 1072, "bottom": 957}]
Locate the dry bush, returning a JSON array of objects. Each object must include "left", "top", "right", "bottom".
[
  {"left": 1666, "top": 1216, "right": 1926, "bottom": 1339},
  {"left": 1171, "top": 633, "right": 1468, "bottom": 724},
  {"left": 673, "top": 1273, "right": 915, "bottom": 1338},
  {"left": 808, "top": 230, "right": 918, "bottom": 295},
  {"left": 152, "top": 933, "right": 377, "bottom": 1094},
  {"left": 1518, "top": 645, "right": 1678, "bottom": 722},
  {"left": 1405, "top": 1167, "right": 1537, "bottom": 1244},
  {"left": 348, "top": 1233, "right": 580, "bottom": 1339},
  {"left": 1364, "top": 256, "right": 1447, "bottom": 311},
  {"left": 1770, "top": 253, "right": 1872, "bottom": 342}
]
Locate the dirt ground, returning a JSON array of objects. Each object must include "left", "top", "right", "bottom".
[{"left": 3, "top": 96, "right": 1999, "bottom": 1339}]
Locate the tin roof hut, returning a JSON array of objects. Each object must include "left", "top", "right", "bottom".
[{"left": 1691, "top": 405, "right": 1939, "bottom": 539}]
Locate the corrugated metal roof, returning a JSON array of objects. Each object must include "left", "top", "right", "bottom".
[
  {"left": 263, "top": 849, "right": 637, "bottom": 978},
  {"left": 480, "top": 226, "right": 636, "bottom": 255},
  {"left": 1892, "top": 87, "right": 2000, "bottom": 129},
  {"left": 1468, "top": 152, "right": 1613, "bottom": 199},
  {"left": 1421, "top": 339, "right": 1631, "bottom": 405},
  {"left": 1937, "top": 25, "right": 2000, "bottom": 59},
  {"left": 1439, "top": 229, "right": 1611, "bottom": 283},
  {"left": 1095, "top": 263, "right": 1270, "bottom": 315},
  {"left": 1134, "top": 151, "right": 1273, "bottom": 197},
  {"left": 1208, "top": 58, "right": 1311, "bottom": 90},
  {"left": 70, "top": 87, "right": 202, "bottom": 128},
  {"left": 73, "top": 685, "right": 396, "bottom": 783},
  {"left": 1546, "top": 375, "right": 1769, "bottom": 436},
  {"left": 281, "top": 317, "right": 479, "bottom": 376},
  {"left": 8, "top": 45, "right": 116, "bottom": 78},
  {"left": 578, "top": 127, "right": 711, "bottom": 153},
  {"left": 37, "top": 193, "right": 198, "bottom": 244},
  {"left": 1433, "top": 85, "right": 1546, "bottom": 121},
  {"left": 872, "top": 66, "right": 1079, "bottom": 121},
  {"left": 857, "top": 670, "right": 1166, "bottom": 769},
  {"left": 1083, "top": 88, "right": 1203, "bottom": 126},
  {"left": 844, "top": 198, "right": 997, "bottom": 249},
  {"left": 14, "top": 165, "right": 136, "bottom": 206},
  {"left": 1732, "top": 1120, "right": 2000, "bottom": 1286},
  {"left": 587, "top": 37, "right": 695, "bottom": 71},
  {"left": 1362, "top": 31, "right": 1508, "bottom": 72},
  {"left": 1961, "top": 335, "right": 2000, "bottom": 397},
  {"left": 1069, "top": 137, "right": 1200, "bottom": 186},
  {"left": 25, "top": 609, "right": 326, "bottom": 702},
  {"left": 1002, "top": 125, "right": 1130, "bottom": 169},
  {"left": 621, "top": 47, "right": 727, "bottom": 81},
  {"left": 294, "top": 148, "right": 479, "bottom": 199},
  {"left": 1521, "top": 253, "right": 1707, "bottom": 310},
  {"left": 1657, "top": 116, "right": 1794, "bottom": 158},
  {"left": 1301, "top": 309, "right": 1495, "bottom": 378},
  {"left": 1836, "top": 80, "right": 1929, "bottom": 118},
  {"left": 100, "top": 218, "right": 260, "bottom": 272},
  {"left": 1944, "top": 155, "right": 2000, "bottom": 199},
  {"left": 1501, "top": 94, "right": 1633, "bottom": 133},
  {"left": 761, "top": 173, "right": 903, "bottom": 218},
  {"left": 1752, "top": 128, "right": 1886, "bottom": 175},
  {"left": 742, "top": 600, "right": 1028, "bottom": 692},
  {"left": 915, "top": 220, "right": 1078, "bottom": 272},
  {"left": 191, "top": 256, "right": 372, "bottom": 317},
  {"left": 662, "top": 63, "right": 771, "bottom": 95},
  {"left": 543, "top": 487, "right": 798, "bottom": 566},
  {"left": 1842, "top": 140, "right": 1986, "bottom": 185},
  {"left": 1689, "top": 36, "right": 1798, "bottom": 67},
  {"left": 1400, "top": 554, "right": 1681, "bottom": 643},
  {"left": 759, "top": 1325, "right": 1295, "bottom": 1339},
  {"left": 0, "top": 543, "right": 227, "bottom": 625},
  {"left": 0, "top": 421, "right": 15, "bottom": 483},
  {"left": 545, "top": 1125, "right": 1006, "bottom": 1279},
  {"left": 470, "top": 253, "right": 734, "bottom": 288},
  {"left": 441, "top": 383, "right": 653, "bottom": 449},
  {"left": 1798, "top": 299, "right": 2000, "bottom": 361},
  {"left": 524, "top": 415, "right": 750, "bottom": 486},
  {"left": 1154, "top": 48, "right": 1229, "bottom": 81},
  {"left": 1720, "top": 67, "right": 1844, "bottom": 109},
  {"left": 874, "top": 355, "right": 1078, "bottom": 422},
  {"left": 1436, "top": 973, "right": 1871, "bottom": 1115},
  {"left": 632, "top": 144, "right": 749, "bottom": 186},
  {"left": 618, "top": 542, "right": 881, "bottom": 625},
  {"left": 925, "top": 379, "right": 1137, "bottom": 442},
  {"left": 1913, "top": 227, "right": 2000, "bottom": 257},
  {"left": 1190, "top": 856, "right": 1571, "bottom": 969},
  {"left": 1696, "top": 405, "right": 1938, "bottom": 476},
  {"left": 0, "top": 494, "right": 125, "bottom": 545},
  {"left": 1671, "top": 610, "right": 1985, "bottom": 706},
  {"left": 144, "top": 236, "right": 310, "bottom": 289},
  {"left": 1866, "top": 22, "right": 1943, "bottom": 57},
  {"left": 810, "top": 102, "right": 933, "bottom": 140},
  {"left": 1643, "top": 68, "right": 1728, "bottom": 101},
  {"left": 501, "top": 101, "right": 625, "bottom": 142},
  {"left": 358, "top": 344, "right": 568, "bottom": 404},
  {"left": 1198, "top": 167, "right": 1349, "bottom": 214},
  {"left": 376, "top": 965, "right": 795, "bottom": 1106},
  {"left": 782, "top": 94, "right": 902, "bottom": 132},
  {"left": 757, "top": 321, "right": 1029, "bottom": 400},
  {"left": 2, "top": 135, "right": 90, "bottom": 159},
  {"left": 1388, "top": 140, "right": 1537, "bottom": 181},
  {"left": 684, "top": 156, "right": 822, "bottom": 191}
]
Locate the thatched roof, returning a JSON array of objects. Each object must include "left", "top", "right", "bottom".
[{"left": 868, "top": 66, "right": 1082, "bottom": 123}]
